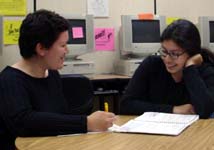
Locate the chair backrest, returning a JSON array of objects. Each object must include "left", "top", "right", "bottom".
[{"left": 61, "top": 74, "right": 94, "bottom": 115}]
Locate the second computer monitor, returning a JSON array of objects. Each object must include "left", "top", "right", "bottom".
[
  {"left": 198, "top": 16, "right": 214, "bottom": 52},
  {"left": 61, "top": 14, "right": 94, "bottom": 60},
  {"left": 120, "top": 15, "right": 166, "bottom": 58}
]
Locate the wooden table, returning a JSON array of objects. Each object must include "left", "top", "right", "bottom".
[{"left": 16, "top": 115, "right": 214, "bottom": 150}]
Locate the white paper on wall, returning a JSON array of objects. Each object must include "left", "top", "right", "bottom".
[{"left": 87, "top": 0, "right": 109, "bottom": 17}]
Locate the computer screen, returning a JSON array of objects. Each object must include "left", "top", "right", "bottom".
[
  {"left": 132, "top": 20, "right": 160, "bottom": 43},
  {"left": 61, "top": 14, "right": 94, "bottom": 60},
  {"left": 198, "top": 16, "right": 214, "bottom": 52},
  {"left": 67, "top": 19, "right": 86, "bottom": 44},
  {"left": 119, "top": 15, "right": 166, "bottom": 58}
]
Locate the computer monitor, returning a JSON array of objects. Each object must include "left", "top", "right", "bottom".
[
  {"left": 61, "top": 14, "right": 94, "bottom": 60},
  {"left": 198, "top": 16, "right": 214, "bottom": 52},
  {"left": 119, "top": 15, "right": 166, "bottom": 58}
]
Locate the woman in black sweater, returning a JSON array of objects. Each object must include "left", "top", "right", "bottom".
[
  {"left": 0, "top": 9, "right": 116, "bottom": 150},
  {"left": 120, "top": 19, "right": 214, "bottom": 119}
]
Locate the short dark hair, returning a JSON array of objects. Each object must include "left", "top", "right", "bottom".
[{"left": 18, "top": 9, "right": 69, "bottom": 58}]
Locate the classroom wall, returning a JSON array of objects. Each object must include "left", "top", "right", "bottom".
[
  {"left": 36, "top": 0, "right": 153, "bottom": 74},
  {"left": 0, "top": 0, "right": 214, "bottom": 74},
  {"left": 157, "top": 0, "right": 214, "bottom": 22},
  {"left": 0, "top": 0, "right": 33, "bottom": 71}
]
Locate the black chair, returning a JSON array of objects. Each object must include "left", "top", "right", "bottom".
[{"left": 61, "top": 74, "right": 94, "bottom": 115}]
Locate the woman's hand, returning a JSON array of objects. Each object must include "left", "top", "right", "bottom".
[
  {"left": 173, "top": 104, "right": 195, "bottom": 114},
  {"left": 185, "top": 54, "right": 203, "bottom": 67},
  {"left": 87, "top": 111, "right": 116, "bottom": 132}
]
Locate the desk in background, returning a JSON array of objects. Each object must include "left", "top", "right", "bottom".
[
  {"left": 16, "top": 116, "right": 214, "bottom": 150},
  {"left": 60, "top": 74, "right": 130, "bottom": 114},
  {"left": 90, "top": 74, "right": 130, "bottom": 114}
]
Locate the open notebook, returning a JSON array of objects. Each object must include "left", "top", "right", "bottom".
[{"left": 109, "top": 112, "right": 199, "bottom": 136}]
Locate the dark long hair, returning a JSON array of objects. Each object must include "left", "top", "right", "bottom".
[{"left": 161, "top": 19, "right": 214, "bottom": 64}]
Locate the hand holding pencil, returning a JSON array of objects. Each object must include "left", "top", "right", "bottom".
[{"left": 87, "top": 110, "right": 116, "bottom": 132}]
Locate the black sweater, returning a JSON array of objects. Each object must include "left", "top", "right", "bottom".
[
  {"left": 120, "top": 56, "right": 214, "bottom": 118},
  {"left": 0, "top": 67, "right": 87, "bottom": 148}
]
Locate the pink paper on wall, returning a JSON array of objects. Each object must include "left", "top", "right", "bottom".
[
  {"left": 95, "top": 28, "right": 114, "bottom": 51},
  {"left": 72, "top": 27, "right": 84, "bottom": 38}
]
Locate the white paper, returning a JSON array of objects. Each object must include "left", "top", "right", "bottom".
[
  {"left": 110, "top": 112, "right": 199, "bottom": 136},
  {"left": 87, "top": 0, "right": 109, "bottom": 17},
  {"left": 135, "top": 112, "right": 199, "bottom": 125}
]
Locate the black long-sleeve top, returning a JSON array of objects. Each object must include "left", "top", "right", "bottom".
[
  {"left": 120, "top": 56, "right": 214, "bottom": 118},
  {"left": 0, "top": 66, "right": 87, "bottom": 139}
]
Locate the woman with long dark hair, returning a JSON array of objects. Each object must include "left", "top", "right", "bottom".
[{"left": 120, "top": 19, "right": 214, "bottom": 119}]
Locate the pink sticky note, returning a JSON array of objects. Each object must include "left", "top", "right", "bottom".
[
  {"left": 95, "top": 28, "right": 115, "bottom": 51},
  {"left": 72, "top": 27, "right": 83, "bottom": 38}
]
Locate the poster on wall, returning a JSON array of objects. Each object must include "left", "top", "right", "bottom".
[
  {"left": 87, "top": 0, "right": 109, "bottom": 17},
  {"left": 166, "top": 17, "right": 180, "bottom": 25},
  {"left": 95, "top": 28, "right": 114, "bottom": 51},
  {"left": 3, "top": 20, "right": 22, "bottom": 44},
  {"left": 0, "top": 0, "right": 27, "bottom": 16}
]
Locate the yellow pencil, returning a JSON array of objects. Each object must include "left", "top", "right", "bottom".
[{"left": 104, "top": 102, "right": 109, "bottom": 112}]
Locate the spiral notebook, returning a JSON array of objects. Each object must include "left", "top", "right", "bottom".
[{"left": 110, "top": 112, "right": 199, "bottom": 136}]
